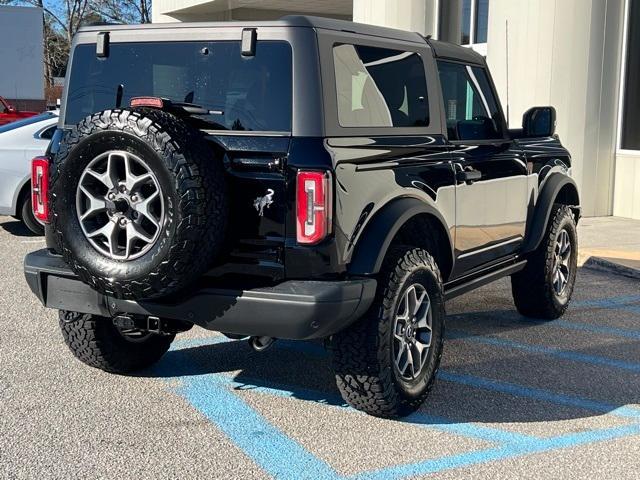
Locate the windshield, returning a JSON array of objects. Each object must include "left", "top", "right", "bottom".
[
  {"left": 0, "top": 112, "right": 57, "bottom": 134},
  {"left": 65, "top": 40, "right": 292, "bottom": 132}
]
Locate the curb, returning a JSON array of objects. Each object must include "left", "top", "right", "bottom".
[{"left": 579, "top": 254, "right": 640, "bottom": 280}]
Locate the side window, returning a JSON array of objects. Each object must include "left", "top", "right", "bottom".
[
  {"left": 437, "top": 61, "right": 503, "bottom": 141},
  {"left": 39, "top": 126, "right": 56, "bottom": 140},
  {"left": 333, "top": 44, "right": 429, "bottom": 128}
]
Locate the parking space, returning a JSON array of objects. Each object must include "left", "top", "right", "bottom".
[{"left": 1, "top": 215, "right": 639, "bottom": 479}]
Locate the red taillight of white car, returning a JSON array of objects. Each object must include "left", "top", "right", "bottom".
[
  {"left": 31, "top": 156, "right": 50, "bottom": 223},
  {"left": 296, "top": 170, "right": 332, "bottom": 244}
]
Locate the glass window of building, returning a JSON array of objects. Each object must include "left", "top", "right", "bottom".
[
  {"left": 439, "top": 0, "right": 490, "bottom": 47},
  {"left": 621, "top": 0, "right": 640, "bottom": 150}
]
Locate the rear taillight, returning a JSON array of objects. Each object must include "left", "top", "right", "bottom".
[
  {"left": 296, "top": 171, "right": 332, "bottom": 245},
  {"left": 31, "top": 156, "right": 50, "bottom": 223}
]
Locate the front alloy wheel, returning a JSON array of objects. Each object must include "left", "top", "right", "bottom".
[
  {"left": 552, "top": 229, "right": 572, "bottom": 295},
  {"left": 511, "top": 204, "right": 578, "bottom": 319}
]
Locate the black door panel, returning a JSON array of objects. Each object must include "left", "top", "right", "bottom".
[
  {"left": 437, "top": 60, "right": 528, "bottom": 276},
  {"left": 451, "top": 141, "right": 528, "bottom": 275}
]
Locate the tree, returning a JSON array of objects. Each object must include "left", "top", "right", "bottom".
[{"left": 91, "top": 0, "right": 151, "bottom": 24}]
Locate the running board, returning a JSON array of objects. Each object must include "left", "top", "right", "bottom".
[{"left": 444, "top": 260, "right": 527, "bottom": 301}]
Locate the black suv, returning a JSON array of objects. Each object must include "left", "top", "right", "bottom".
[{"left": 25, "top": 16, "right": 580, "bottom": 418}]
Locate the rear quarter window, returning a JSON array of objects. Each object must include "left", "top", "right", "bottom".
[
  {"left": 64, "top": 40, "right": 292, "bottom": 132},
  {"left": 333, "top": 44, "right": 429, "bottom": 128}
]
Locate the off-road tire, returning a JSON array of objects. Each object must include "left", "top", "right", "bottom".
[
  {"left": 59, "top": 310, "right": 174, "bottom": 373},
  {"left": 20, "top": 195, "right": 44, "bottom": 235},
  {"left": 511, "top": 204, "right": 578, "bottom": 319},
  {"left": 332, "top": 246, "right": 445, "bottom": 418},
  {"left": 50, "top": 108, "right": 227, "bottom": 300}
]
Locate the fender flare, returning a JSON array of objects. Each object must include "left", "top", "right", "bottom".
[
  {"left": 521, "top": 173, "right": 580, "bottom": 254},
  {"left": 347, "top": 197, "right": 454, "bottom": 276}
]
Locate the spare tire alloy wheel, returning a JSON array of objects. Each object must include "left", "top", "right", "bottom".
[
  {"left": 76, "top": 151, "right": 164, "bottom": 260},
  {"left": 51, "top": 109, "right": 227, "bottom": 300}
]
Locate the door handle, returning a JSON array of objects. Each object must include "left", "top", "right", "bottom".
[{"left": 456, "top": 167, "right": 482, "bottom": 184}]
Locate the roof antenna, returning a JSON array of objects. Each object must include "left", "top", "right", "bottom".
[{"left": 505, "top": 19, "right": 510, "bottom": 126}]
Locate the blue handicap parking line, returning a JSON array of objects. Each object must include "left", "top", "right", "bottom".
[
  {"left": 165, "top": 328, "right": 640, "bottom": 479},
  {"left": 554, "top": 319, "right": 640, "bottom": 340},
  {"left": 230, "top": 377, "right": 534, "bottom": 445},
  {"left": 438, "top": 371, "right": 640, "bottom": 420},
  {"left": 355, "top": 422, "right": 640, "bottom": 480},
  {"left": 176, "top": 375, "right": 339, "bottom": 480},
  {"left": 448, "top": 329, "right": 640, "bottom": 373},
  {"left": 572, "top": 295, "right": 640, "bottom": 310}
]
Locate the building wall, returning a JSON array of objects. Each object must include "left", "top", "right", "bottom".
[
  {"left": 152, "top": 0, "right": 638, "bottom": 219},
  {"left": 0, "top": 6, "right": 44, "bottom": 105},
  {"left": 352, "top": 0, "right": 437, "bottom": 36},
  {"left": 486, "top": 0, "right": 626, "bottom": 218},
  {"left": 614, "top": 152, "right": 640, "bottom": 218},
  {"left": 153, "top": 0, "right": 352, "bottom": 23}
]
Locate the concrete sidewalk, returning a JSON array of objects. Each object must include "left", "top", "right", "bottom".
[{"left": 578, "top": 216, "right": 640, "bottom": 279}]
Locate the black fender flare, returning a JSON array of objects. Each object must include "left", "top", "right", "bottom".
[
  {"left": 521, "top": 173, "right": 580, "bottom": 254},
  {"left": 347, "top": 197, "right": 454, "bottom": 276}
]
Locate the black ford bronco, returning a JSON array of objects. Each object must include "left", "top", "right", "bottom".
[{"left": 25, "top": 16, "right": 580, "bottom": 417}]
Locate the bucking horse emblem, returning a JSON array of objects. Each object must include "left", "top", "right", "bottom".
[{"left": 253, "top": 189, "right": 275, "bottom": 217}]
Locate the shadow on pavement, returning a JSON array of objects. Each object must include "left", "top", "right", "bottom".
[
  {"left": 0, "top": 217, "right": 40, "bottom": 237},
  {"left": 140, "top": 305, "right": 640, "bottom": 425}
]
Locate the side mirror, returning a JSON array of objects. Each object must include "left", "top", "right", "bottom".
[
  {"left": 523, "top": 106, "right": 556, "bottom": 137},
  {"left": 7, "top": 106, "right": 16, "bottom": 113}
]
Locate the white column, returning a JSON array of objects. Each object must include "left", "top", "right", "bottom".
[
  {"left": 353, "top": 0, "right": 439, "bottom": 36},
  {"left": 486, "top": 0, "right": 626, "bottom": 217}
]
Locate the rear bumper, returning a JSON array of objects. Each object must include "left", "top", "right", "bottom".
[{"left": 24, "top": 249, "right": 377, "bottom": 340}]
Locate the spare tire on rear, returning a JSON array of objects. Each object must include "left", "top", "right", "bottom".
[{"left": 50, "top": 108, "right": 227, "bottom": 300}]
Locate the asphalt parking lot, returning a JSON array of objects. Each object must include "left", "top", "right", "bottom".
[{"left": 1, "top": 215, "right": 640, "bottom": 479}]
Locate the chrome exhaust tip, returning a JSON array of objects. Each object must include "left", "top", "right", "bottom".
[{"left": 248, "top": 336, "right": 276, "bottom": 352}]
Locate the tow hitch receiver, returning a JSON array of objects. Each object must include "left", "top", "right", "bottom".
[{"left": 112, "top": 315, "right": 190, "bottom": 336}]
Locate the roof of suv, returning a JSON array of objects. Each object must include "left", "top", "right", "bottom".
[{"left": 77, "top": 14, "right": 484, "bottom": 64}]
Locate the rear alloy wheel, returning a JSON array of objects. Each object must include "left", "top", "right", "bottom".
[
  {"left": 511, "top": 204, "right": 578, "bottom": 319},
  {"left": 332, "top": 246, "right": 445, "bottom": 418},
  {"left": 392, "top": 284, "right": 433, "bottom": 381}
]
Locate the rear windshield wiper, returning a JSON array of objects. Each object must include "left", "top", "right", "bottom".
[{"left": 170, "top": 101, "right": 224, "bottom": 117}]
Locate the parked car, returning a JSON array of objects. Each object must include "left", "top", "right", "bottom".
[
  {"left": 0, "top": 112, "right": 58, "bottom": 234},
  {"left": 0, "top": 96, "right": 39, "bottom": 126},
  {"left": 24, "top": 17, "right": 580, "bottom": 418}
]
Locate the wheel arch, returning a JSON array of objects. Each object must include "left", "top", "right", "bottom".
[
  {"left": 12, "top": 175, "right": 32, "bottom": 218},
  {"left": 522, "top": 173, "right": 580, "bottom": 254},
  {"left": 347, "top": 197, "right": 454, "bottom": 281}
]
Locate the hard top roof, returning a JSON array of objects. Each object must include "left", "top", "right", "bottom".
[
  {"left": 77, "top": 14, "right": 486, "bottom": 64},
  {"left": 77, "top": 15, "right": 425, "bottom": 44}
]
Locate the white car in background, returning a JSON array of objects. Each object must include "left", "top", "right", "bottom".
[{"left": 0, "top": 111, "right": 58, "bottom": 234}]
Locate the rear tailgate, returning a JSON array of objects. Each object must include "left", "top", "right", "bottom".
[{"left": 205, "top": 135, "right": 289, "bottom": 282}]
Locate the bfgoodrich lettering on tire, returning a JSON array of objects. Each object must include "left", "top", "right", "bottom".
[
  {"left": 332, "top": 246, "right": 445, "bottom": 418},
  {"left": 50, "top": 109, "right": 227, "bottom": 300}
]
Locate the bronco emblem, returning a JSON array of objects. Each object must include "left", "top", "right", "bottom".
[{"left": 253, "top": 189, "right": 274, "bottom": 217}]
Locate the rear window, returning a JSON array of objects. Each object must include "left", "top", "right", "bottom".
[
  {"left": 333, "top": 44, "right": 429, "bottom": 128},
  {"left": 65, "top": 41, "right": 292, "bottom": 132}
]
